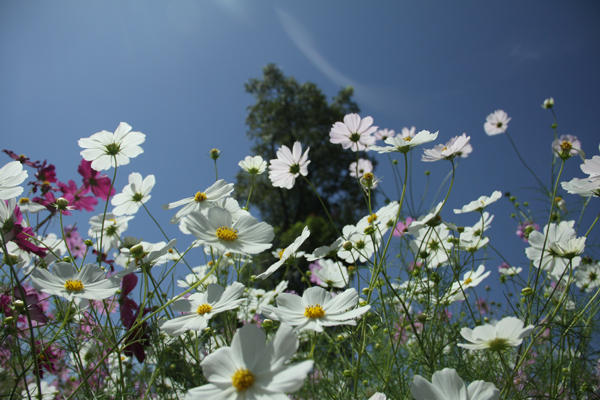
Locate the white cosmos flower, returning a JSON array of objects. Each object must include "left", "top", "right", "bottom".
[
  {"left": 17, "top": 197, "right": 46, "bottom": 214},
  {"left": 111, "top": 172, "right": 155, "bottom": 216},
  {"left": 88, "top": 213, "right": 134, "bottom": 253},
  {"left": 305, "top": 238, "right": 344, "bottom": 261},
  {"left": 422, "top": 134, "right": 472, "bottom": 162},
  {"left": 185, "top": 324, "right": 313, "bottom": 400},
  {"left": 256, "top": 226, "right": 310, "bottom": 279},
  {"left": 312, "top": 259, "right": 349, "bottom": 288},
  {"left": 160, "top": 282, "right": 245, "bottom": 336},
  {"left": 21, "top": 381, "right": 58, "bottom": 400},
  {"left": 177, "top": 265, "right": 218, "bottom": 290},
  {"left": 561, "top": 177, "right": 600, "bottom": 197},
  {"left": 0, "top": 161, "right": 28, "bottom": 200},
  {"left": 458, "top": 316, "right": 534, "bottom": 351},
  {"left": 370, "top": 130, "right": 438, "bottom": 154},
  {"left": 30, "top": 262, "right": 120, "bottom": 301},
  {"left": 526, "top": 220, "right": 580, "bottom": 279},
  {"left": 484, "top": 110, "right": 511, "bottom": 136},
  {"left": 368, "top": 393, "right": 387, "bottom": 400},
  {"left": 239, "top": 155, "right": 267, "bottom": 175},
  {"left": 552, "top": 134, "right": 584, "bottom": 160},
  {"left": 337, "top": 224, "right": 377, "bottom": 263},
  {"left": 78, "top": 122, "right": 145, "bottom": 171},
  {"left": 449, "top": 265, "right": 490, "bottom": 301},
  {"left": 262, "top": 287, "right": 370, "bottom": 333},
  {"left": 268, "top": 142, "right": 310, "bottom": 189},
  {"left": 575, "top": 262, "right": 600, "bottom": 292},
  {"left": 162, "top": 179, "right": 234, "bottom": 224},
  {"left": 185, "top": 207, "right": 274, "bottom": 255},
  {"left": 357, "top": 201, "right": 400, "bottom": 237},
  {"left": 542, "top": 97, "right": 554, "bottom": 109},
  {"left": 329, "top": 113, "right": 378, "bottom": 152},
  {"left": 411, "top": 368, "right": 500, "bottom": 400},
  {"left": 549, "top": 236, "right": 586, "bottom": 260},
  {"left": 409, "top": 225, "right": 452, "bottom": 268},
  {"left": 454, "top": 191, "right": 502, "bottom": 214},
  {"left": 374, "top": 128, "right": 395, "bottom": 141},
  {"left": 115, "top": 239, "right": 177, "bottom": 275},
  {"left": 349, "top": 158, "right": 373, "bottom": 178}
]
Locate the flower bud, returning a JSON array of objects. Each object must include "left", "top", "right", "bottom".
[
  {"left": 84, "top": 239, "right": 94, "bottom": 247},
  {"left": 424, "top": 170, "right": 431, "bottom": 176},
  {"left": 262, "top": 319, "right": 273, "bottom": 328},
  {"left": 392, "top": 159, "right": 398, "bottom": 165},
  {"left": 130, "top": 244, "right": 145, "bottom": 259},
  {"left": 55, "top": 197, "right": 70, "bottom": 210},
  {"left": 542, "top": 97, "right": 554, "bottom": 109},
  {"left": 209, "top": 148, "right": 221, "bottom": 160},
  {"left": 521, "top": 287, "right": 534, "bottom": 296},
  {"left": 343, "top": 241, "right": 353, "bottom": 251},
  {"left": 551, "top": 123, "right": 557, "bottom": 129},
  {"left": 13, "top": 300, "right": 25, "bottom": 311},
  {"left": 343, "top": 370, "right": 353, "bottom": 377}
]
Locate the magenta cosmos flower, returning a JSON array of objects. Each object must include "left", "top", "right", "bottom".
[{"left": 329, "top": 113, "right": 377, "bottom": 152}]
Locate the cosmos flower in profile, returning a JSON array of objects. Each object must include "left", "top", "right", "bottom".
[
  {"left": 411, "top": 368, "right": 499, "bottom": 400},
  {"left": 422, "top": 134, "right": 472, "bottom": 162},
  {"left": 239, "top": 155, "right": 267, "bottom": 175},
  {"left": 458, "top": 316, "right": 534, "bottom": 351},
  {"left": 0, "top": 161, "right": 28, "bottom": 200}
]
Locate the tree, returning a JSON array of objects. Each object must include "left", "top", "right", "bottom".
[{"left": 236, "top": 64, "right": 376, "bottom": 286}]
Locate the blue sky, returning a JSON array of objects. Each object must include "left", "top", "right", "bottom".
[{"left": 1, "top": 1, "right": 599, "bottom": 287}]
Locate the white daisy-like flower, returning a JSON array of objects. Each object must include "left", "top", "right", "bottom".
[
  {"left": 409, "top": 225, "right": 452, "bottom": 269},
  {"left": 575, "top": 262, "right": 600, "bottom": 292},
  {"left": 370, "top": 130, "right": 439, "bottom": 154},
  {"left": 78, "top": 122, "right": 145, "bottom": 171},
  {"left": 177, "top": 265, "right": 218, "bottom": 289},
  {"left": 542, "top": 97, "right": 554, "bottom": 109},
  {"left": 268, "top": 142, "right": 310, "bottom": 189},
  {"left": 21, "top": 381, "right": 58, "bottom": 400},
  {"left": 88, "top": 213, "right": 134, "bottom": 253},
  {"left": 115, "top": 239, "right": 177, "bottom": 275},
  {"left": 312, "top": 258, "right": 349, "bottom": 288},
  {"left": 262, "top": 287, "right": 370, "bottom": 332},
  {"left": 552, "top": 135, "right": 584, "bottom": 160},
  {"left": 337, "top": 224, "right": 377, "bottom": 264},
  {"left": 305, "top": 238, "right": 344, "bottom": 262},
  {"left": 498, "top": 264, "right": 522, "bottom": 277},
  {"left": 374, "top": 128, "right": 395, "bottom": 141},
  {"left": 160, "top": 282, "right": 245, "bottom": 336},
  {"left": 357, "top": 201, "right": 400, "bottom": 237},
  {"left": 162, "top": 179, "right": 234, "bottom": 224},
  {"left": 526, "top": 220, "right": 580, "bottom": 279},
  {"left": 549, "top": 236, "right": 586, "bottom": 260},
  {"left": 17, "top": 197, "right": 46, "bottom": 214},
  {"left": 185, "top": 323, "right": 313, "bottom": 399},
  {"left": 449, "top": 265, "right": 490, "bottom": 301},
  {"left": 0, "top": 161, "right": 28, "bottom": 200},
  {"left": 239, "top": 155, "right": 267, "bottom": 175},
  {"left": 349, "top": 158, "right": 373, "bottom": 178},
  {"left": 111, "top": 172, "right": 155, "bottom": 216},
  {"left": 454, "top": 191, "right": 502, "bottom": 214},
  {"left": 30, "top": 261, "right": 120, "bottom": 301},
  {"left": 185, "top": 207, "right": 274, "bottom": 255},
  {"left": 484, "top": 110, "right": 511, "bottom": 136},
  {"left": 561, "top": 177, "right": 599, "bottom": 197},
  {"left": 422, "top": 134, "right": 472, "bottom": 162},
  {"left": 256, "top": 226, "right": 310, "bottom": 280},
  {"left": 399, "top": 126, "right": 416, "bottom": 139},
  {"left": 411, "top": 368, "right": 500, "bottom": 400},
  {"left": 329, "top": 113, "right": 378, "bottom": 152},
  {"left": 461, "top": 212, "right": 494, "bottom": 241},
  {"left": 458, "top": 316, "right": 534, "bottom": 351}
]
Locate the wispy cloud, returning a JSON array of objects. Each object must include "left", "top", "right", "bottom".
[{"left": 275, "top": 8, "right": 418, "bottom": 117}]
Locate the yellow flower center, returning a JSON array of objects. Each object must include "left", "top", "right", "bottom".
[
  {"left": 231, "top": 368, "right": 254, "bottom": 391},
  {"left": 555, "top": 196, "right": 562, "bottom": 203},
  {"left": 19, "top": 198, "right": 30, "bottom": 204},
  {"left": 64, "top": 279, "right": 84, "bottom": 292},
  {"left": 442, "top": 146, "right": 448, "bottom": 152},
  {"left": 208, "top": 261, "right": 215, "bottom": 266},
  {"left": 363, "top": 172, "right": 374, "bottom": 181},
  {"left": 403, "top": 137, "right": 412, "bottom": 141},
  {"left": 194, "top": 192, "right": 207, "bottom": 202},
  {"left": 278, "top": 248, "right": 286, "bottom": 259},
  {"left": 367, "top": 214, "right": 377, "bottom": 223},
  {"left": 560, "top": 141, "right": 572, "bottom": 152},
  {"left": 196, "top": 303, "right": 212, "bottom": 315},
  {"left": 216, "top": 226, "right": 238, "bottom": 241},
  {"left": 464, "top": 277, "right": 473, "bottom": 285},
  {"left": 304, "top": 304, "right": 325, "bottom": 319},
  {"left": 225, "top": 252, "right": 232, "bottom": 257}
]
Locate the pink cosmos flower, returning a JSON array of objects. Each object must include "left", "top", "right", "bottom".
[
  {"left": 58, "top": 180, "right": 98, "bottom": 212},
  {"left": 308, "top": 260, "right": 324, "bottom": 286},
  {"left": 393, "top": 217, "right": 414, "bottom": 237},
  {"left": 329, "top": 113, "right": 378, "bottom": 152},
  {"left": 78, "top": 159, "right": 116, "bottom": 201}
]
